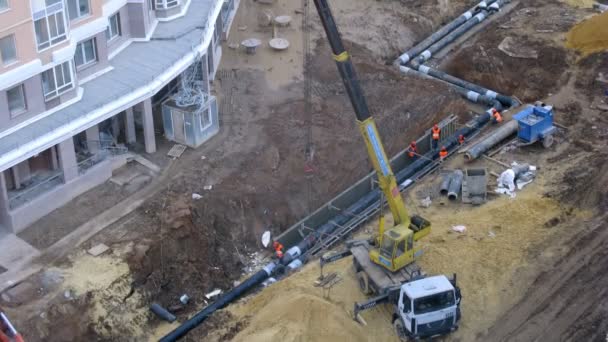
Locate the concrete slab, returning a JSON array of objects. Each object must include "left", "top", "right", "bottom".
[
  {"left": 87, "top": 243, "right": 110, "bottom": 256},
  {"left": 0, "top": 280, "right": 36, "bottom": 304},
  {"left": 0, "top": 234, "right": 39, "bottom": 269},
  {"left": 0, "top": 234, "right": 40, "bottom": 289},
  {"left": 110, "top": 168, "right": 143, "bottom": 187},
  {"left": 133, "top": 155, "right": 161, "bottom": 174}
]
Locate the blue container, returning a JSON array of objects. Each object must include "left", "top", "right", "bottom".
[{"left": 513, "top": 105, "right": 555, "bottom": 143}]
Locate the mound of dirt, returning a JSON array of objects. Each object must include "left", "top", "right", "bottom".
[
  {"left": 566, "top": 11, "right": 608, "bottom": 56},
  {"left": 233, "top": 292, "right": 368, "bottom": 342},
  {"left": 128, "top": 195, "right": 247, "bottom": 316}
]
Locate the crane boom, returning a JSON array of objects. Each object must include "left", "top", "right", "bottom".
[{"left": 311, "top": 0, "right": 409, "bottom": 227}]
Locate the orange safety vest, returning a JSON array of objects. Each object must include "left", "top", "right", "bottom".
[
  {"left": 493, "top": 111, "right": 503, "bottom": 123},
  {"left": 432, "top": 127, "right": 441, "bottom": 140},
  {"left": 439, "top": 149, "right": 448, "bottom": 159},
  {"left": 408, "top": 144, "right": 417, "bottom": 158}
]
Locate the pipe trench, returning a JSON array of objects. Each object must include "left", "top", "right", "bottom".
[{"left": 160, "top": 112, "right": 493, "bottom": 341}]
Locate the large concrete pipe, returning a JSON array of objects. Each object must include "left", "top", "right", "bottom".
[
  {"left": 464, "top": 120, "right": 519, "bottom": 160},
  {"left": 397, "top": 0, "right": 499, "bottom": 64},
  {"left": 447, "top": 170, "right": 464, "bottom": 201},
  {"left": 440, "top": 173, "right": 453, "bottom": 196}
]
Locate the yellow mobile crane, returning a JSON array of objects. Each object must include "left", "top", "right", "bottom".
[
  {"left": 313, "top": 0, "right": 461, "bottom": 339},
  {"left": 312, "top": 0, "right": 430, "bottom": 274}
]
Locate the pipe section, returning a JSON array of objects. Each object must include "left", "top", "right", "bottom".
[
  {"left": 465, "top": 120, "right": 518, "bottom": 160},
  {"left": 447, "top": 170, "right": 464, "bottom": 201},
  {"left": 412, "top": 63, "right": 515, "bottom": 108},
  {"left": 397, "top": 0, "right": 498, "bottom": 64},
  {"left": 151, "top": 304, "right": 177, "bottom": 323},
  {"left": 397, "top": 0, "right": 517, "bottom": 110},
  {"left": 415, "top": 10, "right": 491, "bottom": 64},
  {"left": 439, "top": 173, "right": 453, "bottom": 195},
  {"left": 159, "top": 263, "right": 276, "bottom": 342}
]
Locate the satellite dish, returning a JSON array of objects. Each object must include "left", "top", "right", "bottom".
[{"left": 262, "top": 231, "right": 272, "bottom": 248}]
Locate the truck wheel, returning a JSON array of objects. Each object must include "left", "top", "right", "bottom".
[
  {"left": 356, "top": 271, "right": 372, "bottom": 295},
  {"left": 393, "top": 319, "right": 409, "bottom": 341},
  {"left": 542, "top": 134, "right": 554, "bottom": 148}
]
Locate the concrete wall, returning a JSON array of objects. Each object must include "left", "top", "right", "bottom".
[
  {"left": 155, "top": 3, "right": 183, "bottom": 19},
  {"left": 6, "top": 155, "right": 128, "bottom": 233},
  {"left": 0, "top": 171, "right": 9, "bottom": 234},
  {"left": 127, "top": 2, "right": 156, "bottom": 38},
  {"left": 76, "top": 31, "right": 110, "bottom": 80},
  {"left": 0, "top": 73, "right": 47, "bottom": 131},
  {"left": 0, "top": 0, "right": 36, "bottom": 73}
]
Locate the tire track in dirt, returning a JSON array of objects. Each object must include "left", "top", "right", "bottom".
[{"left": 482, "top": 214, "right": 608, "bottom": 342}]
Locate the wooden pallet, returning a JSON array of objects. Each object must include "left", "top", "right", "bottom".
[{"left": 167, "top": 144, "right": 187, "bottom": 159}]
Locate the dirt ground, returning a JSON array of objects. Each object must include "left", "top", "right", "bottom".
[{"left": 3, "top": 0, "right": 608, "bottom": 341}]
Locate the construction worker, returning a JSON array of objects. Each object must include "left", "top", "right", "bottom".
[
  {"left": 458, "top": 134, "right": 465, "bottom": 145},
  {"left": 439, "top": 146, "right": 448, "bottom": 161},
  {"left": 273, "top": 241, "right": 284, "bottom": 259},
  {"left": 491, "top": 108, "right": 503, "bottom": 124},
  {"left": 431, "top": 124, "right": 441, "bottom": 149},
  {"left": 407, "top": 141, "right": 417, "bottom": 159}
]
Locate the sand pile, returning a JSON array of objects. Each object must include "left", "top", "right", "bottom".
[
  {"left": 561, "top": 0, "right": 595, "bottom": 7},
  {"left": 566, "top": 12, "right": 608, "bottom": 56},
  {"left": 226, "top": 257, "right": 400, "bottom": 342}
]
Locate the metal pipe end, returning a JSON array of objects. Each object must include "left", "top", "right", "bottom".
[
  {"left": 447, "top": 192, "right": 458, "bottom": 201},
  {"left": 464, "top": 153, "right": 474, "bottom": 161}
]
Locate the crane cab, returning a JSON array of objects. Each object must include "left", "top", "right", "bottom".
[{"left": 370, "top": 215, "right": 431, "bottom": 272}]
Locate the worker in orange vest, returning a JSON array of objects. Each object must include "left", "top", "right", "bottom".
[
  {"left": 431, "top": 124, "right": 441, "bottom": 149},
  {"left": 439, "top": 146, "right": 448, "bottom": 161},
  {"left": 407, "top": 141, "right": 417, "bottom": 158},
  {"left": 273, "top": 241, "right": 284, "bottom": 259},
  {"left": 491, "top": 108, "right": 503, "bottom": 124},
  {"left": 458, "top": 134, "right": 465, "bottom": 145}
]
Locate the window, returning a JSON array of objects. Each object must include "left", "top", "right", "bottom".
[
  {"left": 34, "top": 11, "right": 67, "bottom": 50},
  {"left": 41, "top": 61, "right": 73, "bottom": 101},
  {"left": 74, "top": 38, "right": 96, "bottom": 68},
  {"left": 7, "top": 84, "right": 26, "bottom": 116},
  {"left": 0, "top": 35, "right": 16, "bottom": 64},
  {"left": 155, "top": 0, "right": 179, "bottom": 9},
  {"left": 199, "top": 107, "right": 212, "bottom": 131},
  {"left": 413, "top": 291, "right": 455, "bottom": 314},
  {"left": 105, "top": 13, "right": 121, "bottom": 41},
  {"left": 402, "top": 294, "right": 412, "bottom": 313},
  {"left": 67, "top": 0, "right": 90, "bottom": 20},
  {"left": 0, "top": 0, "right": 8, "bottom": 11}
]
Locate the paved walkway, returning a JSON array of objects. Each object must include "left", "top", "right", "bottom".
[{"left": 0, "top": 234, "right": 40, "bottom": 289}]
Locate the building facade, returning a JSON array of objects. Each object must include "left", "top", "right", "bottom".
[{"left": 0, "top": 0, "right": 238, "bottom": 233}]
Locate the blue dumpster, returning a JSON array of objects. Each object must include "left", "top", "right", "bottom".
[{"left": 513, "top": 105, "right": 556, "bottom": 146}]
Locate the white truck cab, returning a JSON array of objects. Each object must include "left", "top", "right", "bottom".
[{"left": 394, "top": 275, "right": 462, "bottom": 340}]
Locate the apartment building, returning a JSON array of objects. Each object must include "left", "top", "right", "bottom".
[{"left": 0, "top": 0, "right": 239, "bottom": 233}]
